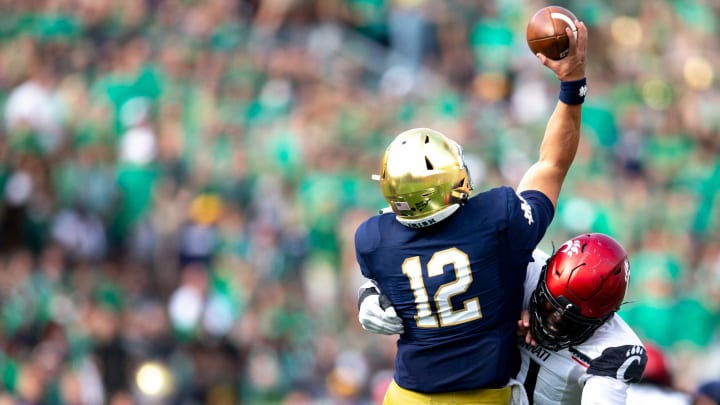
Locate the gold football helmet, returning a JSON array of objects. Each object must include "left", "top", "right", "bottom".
[{"left": 378, "top": 128, "right": 473, "bottom": 228}]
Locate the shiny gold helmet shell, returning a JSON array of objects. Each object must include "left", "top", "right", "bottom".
[{"left": 379, "top": 128, "right": 473, "bottom": 228}]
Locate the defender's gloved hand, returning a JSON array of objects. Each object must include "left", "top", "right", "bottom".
[{"left": 357, "top": 280, "right": 404, "bottom": 335}]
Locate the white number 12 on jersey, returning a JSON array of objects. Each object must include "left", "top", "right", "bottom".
[{"left": 402, "top": 247, "right": 482, "bottom": 328}]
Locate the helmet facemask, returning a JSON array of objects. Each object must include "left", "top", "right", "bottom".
[{"left": 528, "top": 263, "right": 611, "bottom": 351}]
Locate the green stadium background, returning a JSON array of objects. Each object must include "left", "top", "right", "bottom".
[{"left": 0, "top": 0, "right": 718, "bottom": 403}]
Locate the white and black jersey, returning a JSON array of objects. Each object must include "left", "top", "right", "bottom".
[{"left": 516, "top": 250, "right": 648, "bottom": 405}]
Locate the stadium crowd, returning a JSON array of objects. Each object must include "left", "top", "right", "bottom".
[{"left": 0, "top": 0, "right": 718, "bottom": 403}]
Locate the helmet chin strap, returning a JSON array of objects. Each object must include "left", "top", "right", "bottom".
[{"left": 395, "top": 204, "right": 460, "bottom": 228}]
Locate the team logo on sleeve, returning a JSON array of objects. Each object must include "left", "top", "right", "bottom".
[
  {"left": 516, "top": 194, "right": 534, "bottom": 225},
  {"left": 617, "top": 346, "right": 646, "bottom": 382},
  {"left": 587, "top": 345, "right": 647, "bottom": 383}
]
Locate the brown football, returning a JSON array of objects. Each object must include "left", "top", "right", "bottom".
[{"left": 526, "top": 6, "right": 578, "bottom": 60}]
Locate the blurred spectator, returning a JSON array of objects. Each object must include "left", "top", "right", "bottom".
[
  {"left": 4, "top": 51, "right": 64, "bottom": 155},
  {"left": 50, "top": 202, "right": 108, "bottom": 262},
  {"left": 178, "top": 193, "right": 222, "bottom": 268},
  {"left": 693, "top": 381, "right": 720, "bottom": 405},
  {"left": 695, "top": 381, "right": 720, "bottom": 405}
]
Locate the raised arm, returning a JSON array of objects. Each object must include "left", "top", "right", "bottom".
[{"left": 517, "top": 20, "right": 588, "bottom": 209}]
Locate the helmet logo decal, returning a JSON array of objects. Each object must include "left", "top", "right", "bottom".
[
  {"left": 394, "top": 201, "right": 411, "bottom": 211},
  {"left": 559, "top": 240, "right": 582, "bottom": 256},
  {"left": 415, "top": 199, "right": 430, "bottom": 211}
]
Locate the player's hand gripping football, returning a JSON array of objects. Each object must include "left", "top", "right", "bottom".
[
  {"left": 358, "top": 280, "right": 404, "bottom": 335},
  {"left": 537, "top": 20, "right": 587, "bottom": 82}
]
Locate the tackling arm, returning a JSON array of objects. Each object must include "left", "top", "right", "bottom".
[{"left": 357, "top": 280, "right": 404, "bottom": 335}]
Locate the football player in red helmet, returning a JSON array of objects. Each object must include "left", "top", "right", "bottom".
[
  {"left": 516, "top": 233, "right": 647, "bottom": 404},
  {"left": 359, "top": 233, "right": 648, "bottom": 405},
  {"left": 526, "top": 232, "right": 631, "bottom": 350}
]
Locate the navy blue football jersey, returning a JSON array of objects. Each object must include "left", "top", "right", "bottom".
[{"left": 355, "top": 186, "right": 554, "bottom": 393}]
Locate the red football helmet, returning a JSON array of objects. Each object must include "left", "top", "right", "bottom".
[{"left": 529, "top": 233, "right": 630, "bottom": 350}]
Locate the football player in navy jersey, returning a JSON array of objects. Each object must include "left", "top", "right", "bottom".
[
  {"left": 360, "top": 233, "right": 649, "bottom": 405},
  {"left": 354, "top": 20, "right": 588, "bottom": 405}
]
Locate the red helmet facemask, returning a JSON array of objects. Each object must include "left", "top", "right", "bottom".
[{"left": 529, "top": 233, "right": 630, "bottom": 350}]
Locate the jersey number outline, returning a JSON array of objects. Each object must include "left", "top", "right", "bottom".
[{"left": 402, "top": 247, "right": 482, "bottom": 328}]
